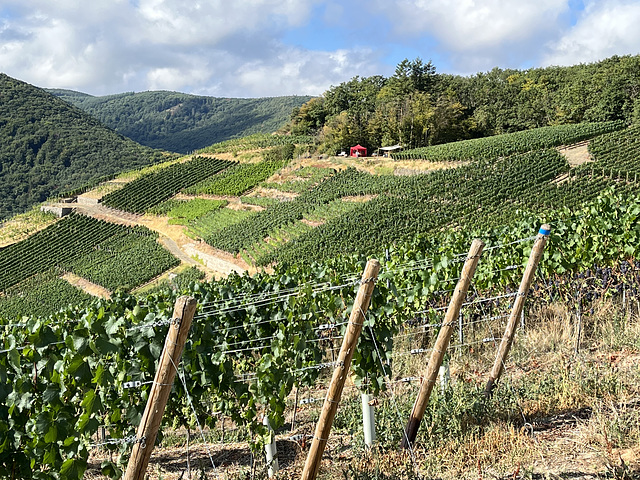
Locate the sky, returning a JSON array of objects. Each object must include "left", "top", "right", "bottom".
[{"left": 1, "top": 0, "right": 639, "bottom": 98}]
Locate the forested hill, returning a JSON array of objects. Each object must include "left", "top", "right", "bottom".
[
  {"left": 289, "top": 54, "right": 640, "bottom": 154},
  {"left": 48, "top": 89, "right": 312, "bottom": 153},
  {"left": 0, "top": 74, "right": 167, "bottom": 220}
]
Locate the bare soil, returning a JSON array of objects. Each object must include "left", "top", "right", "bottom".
[
  {"left": 296, "top": 155, "right": 465, "bottom": 176},
  {"left": 78, "top": 181, "right": 128, "bottom": 200},
  {"left": 251, "top": 186, "right": 299, "bottom": 201},
  {"left": 62, "top": 272, "right": 111, "bottom": 299},
  {"left": 558, "top": 142, "right": 592, "bottom": 166},
  {"left": 342, "top": 194, "right": 378, "bottom": 203},
  {"left": 300, "top": 218, "right": 323, "bottom": 227}
]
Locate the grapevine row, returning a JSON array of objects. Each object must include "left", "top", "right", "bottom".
[
  {"left": 0, "top": 270, "right": 92, "bottom": 320},
  {"left": 251, "top": 150, "right": 570, "bottom": 265},
  {"left": 4, "top": 190, "right": 640, "bottom": 479},
  {"left": 101, "top": 157, "right": 234, "bottom": 213},
  {"left": 64, "top": 233, "right": 180, "bottom": 292},
  {"left": 0, "top": 214, "right": 180, "bottom": 297},
  {"left": 588, "top": 124, "right": 640, "bottom": 179},
  {"left": 0, "top": 214, "right": 124, "bottom": 292},
  {"left": 392, "top": 121, "right": 624, "bottom": 162},
  {"left": 184, "top": 160, "right": 284, "bottom": 196}
]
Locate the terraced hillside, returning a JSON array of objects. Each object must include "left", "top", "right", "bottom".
[{"left": 2, "top": 120, "right": 640, "bottom": 480}]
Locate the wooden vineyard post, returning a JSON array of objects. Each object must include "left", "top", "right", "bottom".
[
  {"left": 300, "top": 259, "right": 381, "bottom": 480},
  {"left": 400, "top": 239, "right": 484, "bottom": 450},
  {"left": 124, "top": 296, "right": 198, "bottom": 480},
  {"left": 484, "top": 225, "right": 551, "bottom": 398}
]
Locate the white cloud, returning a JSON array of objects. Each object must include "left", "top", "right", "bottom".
[
  {"left": 543, "top": 0, "right": 640, "bottom": 66},
  {"left": 134, "top": 0, "right": 315, "bottom": 46},
  {"left": 0, "top": 0, "right": 349, "bottom": 96},
  {"left": 4, "top": 0, "right": 637, "bottom": 97},
  {"left": 368, "top": 0, "right": 571, "bottom": 73},
  {"left": 230, "top": 47, "right": 380, "bottom": 97},
  {"left": 373, "top": 0, "right": 568, "bottom": 51}
]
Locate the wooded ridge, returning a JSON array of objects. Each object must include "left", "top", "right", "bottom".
[
  {"left": 0, "top": 74, "right": 168, "bottom": 220},
  {"left": 48, "top": 89, "right": 312, "bottom": 154}
]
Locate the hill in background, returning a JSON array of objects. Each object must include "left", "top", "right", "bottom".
[
  {"left": 0, "top": 74, "right": 168, "bottom": 220},
  {"left": 48, "top": 89, "right": 313, "bottom": 154}
]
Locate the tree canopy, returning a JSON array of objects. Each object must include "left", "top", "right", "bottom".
[
  {"left": 49, "top": 89, "right": 312, "bottom": 154},
  {"left": 0, "top": 75, "right": 167, "bottom": 220},
  {"left": 288, "top": 55, "right": 640, "bottom": 154}
]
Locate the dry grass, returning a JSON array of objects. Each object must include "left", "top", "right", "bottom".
[
  {"left": 293, "top": 155, "right": 466, "bottom": 177},
  {"left": 0, "top": 207, "right": 58, "bottom": 248}
]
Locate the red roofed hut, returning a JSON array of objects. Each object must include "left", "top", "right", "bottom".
[{"left": 350, "top": 144, "right": 367, "bottom": 157}]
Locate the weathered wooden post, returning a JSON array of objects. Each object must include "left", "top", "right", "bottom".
[
  {"left": 400, "top": 239, "right": 484, "bottom": 449},
  {"left": 300, "top": 259, "right": 380, "bottom": 480},
  {"left": 484, "top": 225, "right": 550, "bottom": 398},
  {"left": 124, "top": 296, "right": 198, "bottom": 480}
]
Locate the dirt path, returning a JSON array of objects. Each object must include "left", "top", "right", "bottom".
[
  {"left": 158, "top": 236, "right": 200, "bottom": 266},
  {"left": 49, "top": 202, "right": 249, "bottom": 279},
  {"left": 138, "top": 214, "right": 251, "bottom": 278},
  {"left": 62, "top": 272, "right": 111, "bottom": 299}
]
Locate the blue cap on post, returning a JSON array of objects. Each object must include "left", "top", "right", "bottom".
[{"left": 538, "top": 224, "right": 551, "bottom": 236}]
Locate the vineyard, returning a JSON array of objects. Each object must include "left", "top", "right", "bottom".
[
  {"left": 0, "top": 270, "right": 92, "bottom": 320},
  {"left": 2, "top": 191, "right": 640, "bottom": 479},
  {"left": 184, "top": 161, "right": 285, "bottom": 196},
  {"left": 196, "top": 133, "right": 315, "bottom": 155},
  {"left": 241, "top": 199, "right": 365, "bottom": 266},
  {"left": 2, "top": 119, "right": 640, "bottom": 479},
  {"left": 588, "top": 123, "right": 640, "bottom": 179},
  {"left": 203, "top": 168, "right": 391, "bottom": 254},
  {"left": 391, "top": 121, "right": 624, "bottom": 161},
  {"left": 187, "top": 208, "right": 257, "bottom": 240},
  {"left": 0, "top": 215, "right": 180, "bottom": 318},
  {"left": 238, "top": 149, "right": 575, "bottom": 265},
  {"left": 149, "top": 125, "right": 640, "bottom": 270},
  {"left": 101, "top": 157, "right": 234, "bottom": 213},
  {"left": 63, "top": 231, "right": 180, "bottom": 292},
  {"left": 0, "top": 214, "right": 127, "bottom": 292}
]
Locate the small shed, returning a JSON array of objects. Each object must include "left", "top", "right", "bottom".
[
  {"left": 378, "top": 144, "right": 403, "bottom": 157},
  {"left": 350, "top": 144, "right": 367, "bottom": 157}
]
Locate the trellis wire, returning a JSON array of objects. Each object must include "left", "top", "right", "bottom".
[{"left": 169, "top": 353, "right": 220, "bottom": 478}]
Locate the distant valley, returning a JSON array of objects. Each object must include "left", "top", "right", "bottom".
[{"left": 48, "top": 89, "right": 312, "bottom": 154}]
